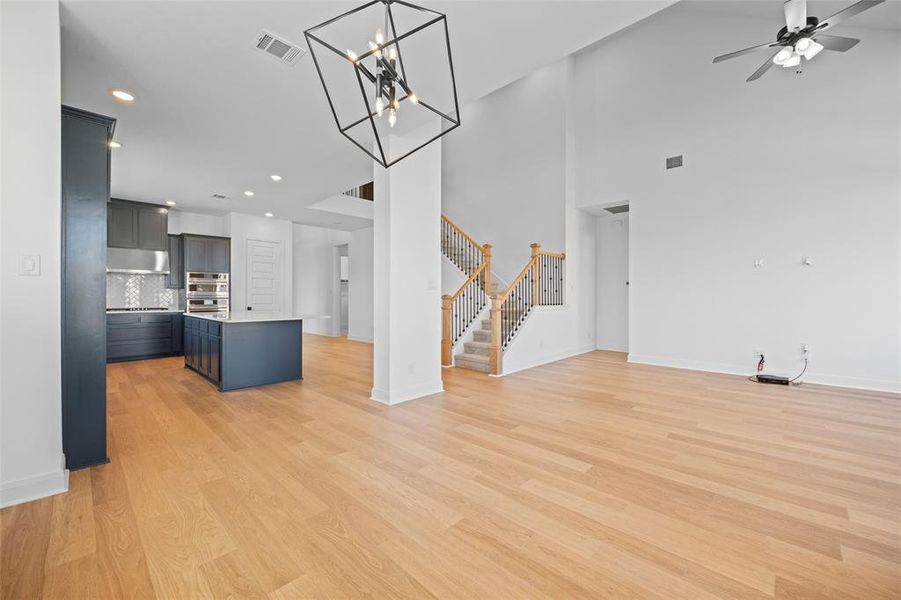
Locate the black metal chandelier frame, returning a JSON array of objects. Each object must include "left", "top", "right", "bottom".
[{"left": 304, "top": 0, "right": 461, "bottom": 168}]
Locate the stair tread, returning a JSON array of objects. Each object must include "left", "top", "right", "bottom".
[
  {"left": 465, "top": 341, "right": 490, "bottom": 348},
  {"left": 456, "top": 352, "right": 489, "bottom": 363}
]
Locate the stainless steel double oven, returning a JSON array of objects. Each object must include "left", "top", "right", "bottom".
[{"left": 186, "top": 272, "right": 229, "bottom": 315}]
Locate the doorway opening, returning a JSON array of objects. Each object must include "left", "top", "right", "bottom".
[
  {"left": 333, "top": 243, "right": 349, "bottom": 337},
  {"left": 597, "top": 210, "right": 629, "bottom": 352}
]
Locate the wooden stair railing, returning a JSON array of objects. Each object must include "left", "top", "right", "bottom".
[
  {"left": 440, "top": 215, "right": 492, "bottom": 366},
  {"left": 488, "top": 243, "right": 565, "bottom": 375}
]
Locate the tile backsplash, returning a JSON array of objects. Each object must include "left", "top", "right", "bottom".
[{"left": 107, "top": 273, "right": 179, "bottom": 309}]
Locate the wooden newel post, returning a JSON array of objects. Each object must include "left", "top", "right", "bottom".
[
  {"left": 441, "top": 294, "right": 452, "bottom": 366},
  {"left": 482, "top": 244, "right": 492, "bottom": 294},
  {"left": 489, "top": 294, "right": 503, "bottom": 375},
  {"left": 530, "top": 243, "right": 541, "bottom": 306}
]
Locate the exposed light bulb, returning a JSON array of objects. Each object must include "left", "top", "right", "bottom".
[
  {"left": 368, "top": 40, "right": 382, "bottom": 58},
  {"left": 388, "top": 107, "right": 397, "bottom": 128},
  {"left": 375, "top": 28, "right": 385, "bottom": 44},
  {"left": 781, "top": 52, "right": 801, "bottom": 68},
  {"left": 773, "top": 46, "right": 794, "bottom": 65},
  {"left": 408, "top": 93, "right": 418, "bottom": 104},
  {"left": 794, "top": 37, "right": 813, "bottom": 54},
  {"left": 109, "top": 141, "right": 122, "bottom": 148},
  {"left": 802, "top": 40, "right": 824, "bottom": 60},
  {"left": 346, "top": 49, "right": 358, "bottom": 62},
  {"left": 388, "top": 46, "right": 397, "bottom": 60},
  {"left": 375, "top": 96, "right": 384, "bottom": 116}
]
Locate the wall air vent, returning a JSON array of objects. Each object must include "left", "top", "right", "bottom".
[
  {"left": 211, "top": 193, "right": 228, "bottom": 200},
  {"left": 666, "top": 155, "right": 684, "bottom": 169},
  {"left": 604, "top": 204, "right": 630, "bottom": 214},
  {"left": 255, "top": 30, "right": 305, "bottom": 66}
]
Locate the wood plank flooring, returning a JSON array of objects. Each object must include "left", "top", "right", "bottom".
[{"left": 2, "top": 335, "right": 899, "bottom": 599}]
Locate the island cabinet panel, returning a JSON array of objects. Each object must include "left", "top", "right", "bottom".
[{"left": 183, "top": 316, "right": 222, "bottom": 385}]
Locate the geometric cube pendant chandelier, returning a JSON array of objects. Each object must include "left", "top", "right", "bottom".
[{"left": 305, "top": 0, "right": 460, "bottom": 168}]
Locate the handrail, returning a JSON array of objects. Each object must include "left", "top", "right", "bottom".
[
  {"left": 440, "top": 216, "right": 493, "bottom": 366},
  {"left": 495, "top": 256, "right": 537, "bottom": 303},
  {"left": 441, "top": 214, "right": 485, "bottom": 256},
  {"left": 448, "top": 262, "right": 489, "bottom": 302},
  {"left": 488, "top": 242, "right": 565, "bottom": 375}
]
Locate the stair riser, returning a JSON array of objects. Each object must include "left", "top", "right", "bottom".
[
  {"left": 464, "top": 343, "right": 490, "bottom": 356},
  {"left": 473, "top": 330, "right": 490, "bottom": 342},
  {"left": 455, "top": 359, "right": 491, "bottom": 373}
]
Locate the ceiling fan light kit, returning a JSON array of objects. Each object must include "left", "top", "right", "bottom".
[
  {"left": 712, "top": 0, "right": 885, "bottom": 81},
  {"left": 304, "top": 0, "right": 460, "bottom": 168}
]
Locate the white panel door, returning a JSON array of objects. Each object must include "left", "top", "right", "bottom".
[{"left": 245, "top": 239, "right": 282, "bottom": 314}]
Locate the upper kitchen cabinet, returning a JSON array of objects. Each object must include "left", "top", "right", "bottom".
[
  {"left": 184, "top": 234, "right": 230, "bottom": 273},
  {"left": 166, "top": 234, "right": 184, "bottom": 289},
  {"left": 107, "top": 198, "right": 168, "bottom": 250}
]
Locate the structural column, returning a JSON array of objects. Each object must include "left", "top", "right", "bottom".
[{"left": 371, "top": 130, "right": 444, "bottom": 405}]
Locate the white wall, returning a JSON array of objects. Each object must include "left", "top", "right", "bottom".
[
  {"left": 347, "top": 226, "right": 374, "bottom": 342},
  {"left": 442, "top": 61, "right": 567, "bottom": 282},
  {"left": 0, "top": 0, "right": 68, "bottom": 507},
  {"left": 596, "top": 213, "right": 629, "bottom": 352},
  {"left": 167, "top": 209, "right": 228, "bottom": 236},
  {"left": 227, "top": 213, "right": 292, "bottom": 316},
  {"left": 574, "top": 3, "right": 901, "bottom": 391}
]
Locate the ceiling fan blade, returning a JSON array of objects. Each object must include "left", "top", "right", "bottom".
[
  {"left": 746, "top": 50, "right": 782, "bottom": 82},
  {"left": 784, "top": 0, "right": 808, "bottom": 31},
  {"left": 815, "top": 34, "right": 861, "bottom": 51},
  {"left": 815, "top": 0, "right": 886, "bottom": 32},
  {"left": 713, "top": 41, "right": 781, "bottom": 63}
]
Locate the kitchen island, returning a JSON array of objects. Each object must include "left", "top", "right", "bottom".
[{"left": 183, "top": 313, "right": 315, "bottom": 391}]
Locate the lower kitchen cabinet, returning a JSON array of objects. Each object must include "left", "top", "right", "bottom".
[
  {"left": 107, "top": 313, "right": 184, "bottom": 362},
  {"left": 184, "top": 315, "right": 221, "bottom": 385}
]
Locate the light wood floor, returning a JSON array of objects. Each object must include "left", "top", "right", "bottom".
[{"left": 2, "top": 336, "right": 899, "bottom": 599}]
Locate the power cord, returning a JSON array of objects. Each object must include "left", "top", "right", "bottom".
[{"left": 748, "top": 353, "right": 808, "bottom": 385}]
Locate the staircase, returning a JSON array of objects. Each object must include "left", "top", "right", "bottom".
[{"left": 441, "top": 215, "right": 565, "bottom": 375}]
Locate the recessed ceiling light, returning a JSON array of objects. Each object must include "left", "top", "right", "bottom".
[
  {"left": 108, "top": 141, "right": 122, "bottom": 148},
  {"left": 265, "top": 212, "right": 274, "bottom": 218},
  {"left": 244, "top": 190, "right": 255, "bottom": 197},
  {"left": 270, "top": 174, "right": 282, "bottom": 182},
  {"left": 110, "top": 89, "right": 135, "bottom": 103},
  {"left": 165, "top": 200, "right": 176, "bottom": 206}
]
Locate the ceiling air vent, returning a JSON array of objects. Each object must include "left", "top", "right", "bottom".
[
  {"left": 255, "top": 30, "right": 305, "bottom": 66},
  {"left": 604, "top": 204, "right": 630, "bottom": 214},
  {"left": 211, "top": 193, "right": 228, "bottom": 200},
  {"left": 666, "top": 155, "right": 683, "bottom": 169}
]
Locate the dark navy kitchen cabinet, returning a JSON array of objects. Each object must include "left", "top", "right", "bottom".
[
  {"left": 107, "top": 312, "right": 184, "bottom": 362},
  {"left": 166, "top": 234, "right": 184, "bottom": 289},
  {"left": 62, "top": 105, "right": 115, "bottom": 471},
  {"left": 184, "top": 316, "right": 222, "bottom": 385},
  {"left": 107, "top": 199, "right": 169, "bottom": 251},
  {"left": 183, "top": 234, "right": 230, "bottom": 273}
]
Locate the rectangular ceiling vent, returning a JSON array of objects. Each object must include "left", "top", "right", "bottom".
[
  {"left": 666, "top": 155, "right": 684, "bottom": 170},
  {"left": 256, "top": 30, "right": 305, "bottom": 66},
  {"left": 211, "top": 193, "right": 228, "bottom": 200},
  {"left": 604, "top": 204, "right": 630, "bottom": 214}
]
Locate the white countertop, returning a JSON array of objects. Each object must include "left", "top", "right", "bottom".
[
  {"left": 184, "top": 312, "right": 330, "bottom": 324},
  {"left": 107, "top": 309, "right": 185, "bottom": 314}
]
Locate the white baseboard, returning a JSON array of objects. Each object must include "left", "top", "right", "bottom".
[
  {"left": 596, "top": 343, "right": 628, "bottom": 353},
  {"left": 501, "top": 344, "right": 596, "bottom": 377},
  {"left": 0, "top": 464, "right": 69, "bottom": 509},
  {"left": 371, "top": 381, "right": 444, "bottom": 405},
  {"left": 627, "top": 354, "right": 900, "bottom": 394},
  {"left": 346, "top": 335, "right": 373, "bottom": 344}
]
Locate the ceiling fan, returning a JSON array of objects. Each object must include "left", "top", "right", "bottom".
[{"left": 713, "top": 0, "right": 885, "bottom": 82}]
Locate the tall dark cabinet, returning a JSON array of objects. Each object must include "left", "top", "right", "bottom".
[{"left": 61, "top": 106, "right": 115, "bottom": 470}]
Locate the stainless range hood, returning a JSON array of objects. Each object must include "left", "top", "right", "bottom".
[{"left": 106, "top": 247, "right": 170, "bottom": 274}]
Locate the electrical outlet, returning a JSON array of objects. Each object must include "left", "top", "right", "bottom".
[{"left": 801, "top": 343, "right": 810, "bottom": 356}]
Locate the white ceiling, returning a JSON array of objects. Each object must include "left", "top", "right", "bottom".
[{"left": 60, "top": 0, "right": 673, "bottom": 229}]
